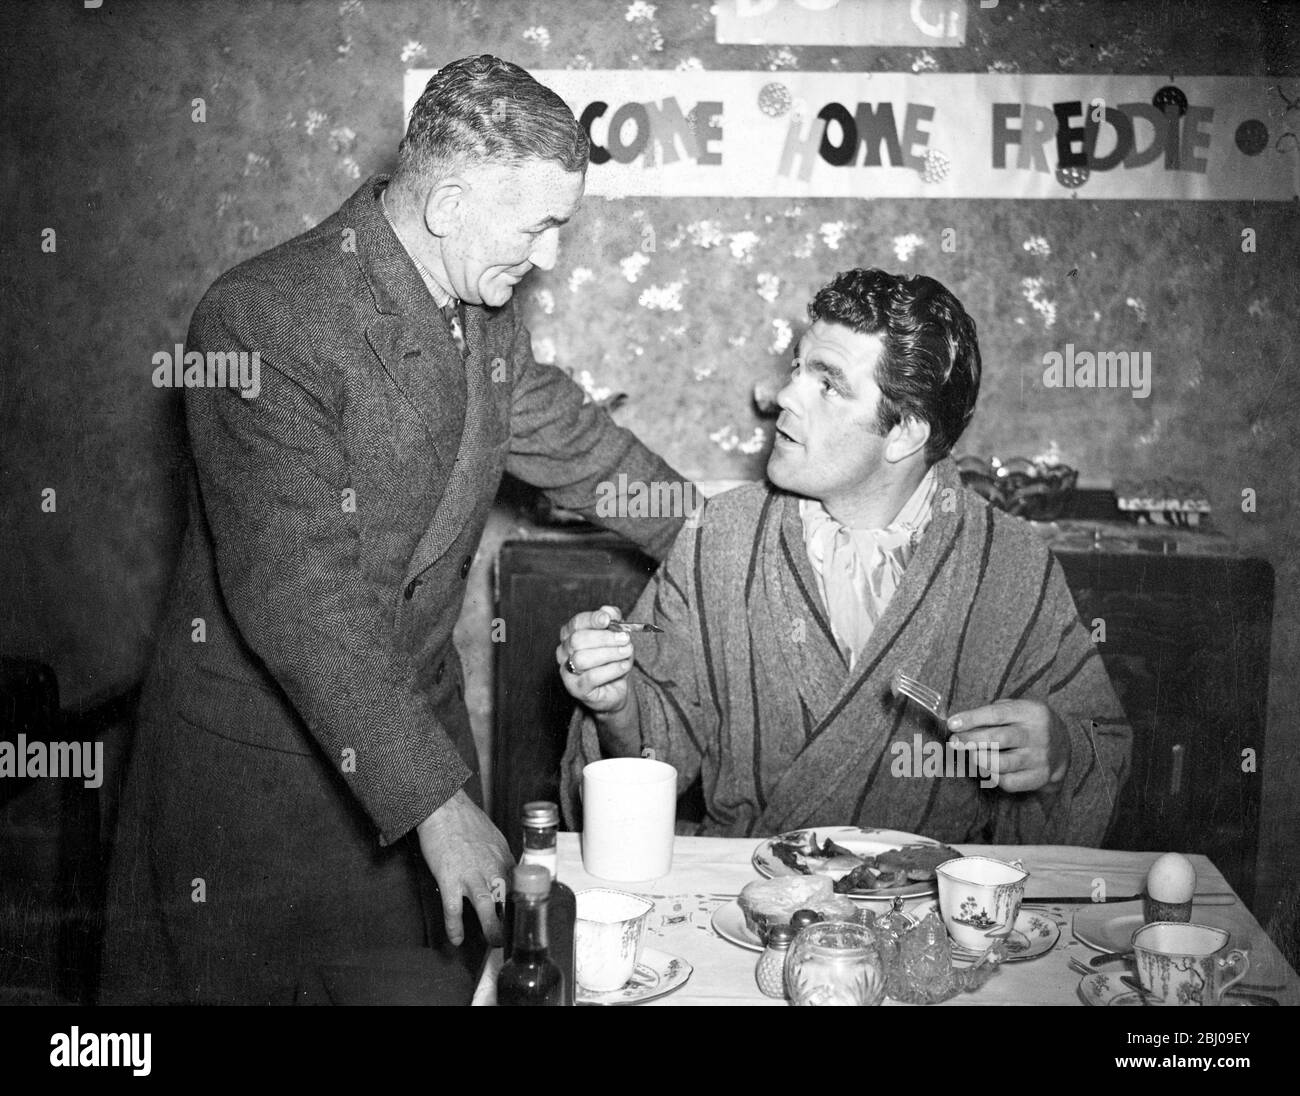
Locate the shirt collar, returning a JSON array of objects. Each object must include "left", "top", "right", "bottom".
[
  {"left": 800, "top": 464, "right": 939, "bottom": 549},
  {"left": 379, "top": 186, "right": 456, "bottom": 309}
]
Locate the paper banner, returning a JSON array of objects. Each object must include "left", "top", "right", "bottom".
[{"left": 404, "top": 70, "right": 1300, "bottom": 201}]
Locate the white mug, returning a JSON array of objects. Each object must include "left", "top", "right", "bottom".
[{"left": 580, "top": 757, "right": 676, "bottom": 882}]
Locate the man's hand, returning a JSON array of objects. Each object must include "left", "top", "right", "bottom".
[
  {"left": 557, "top": 605, "right": 635, "bottom": 714},
  {"left": 945, "top": 700, "right": 1071, "bottom": 793},
  {"left": 415, "top": 789, "right": 514, "bottom": 947}
]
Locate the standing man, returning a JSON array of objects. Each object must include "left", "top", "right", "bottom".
[{"left": 103, "top": 55, "right": 688, "bottom": 1004}]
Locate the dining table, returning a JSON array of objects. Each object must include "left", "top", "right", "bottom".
[{"left": 472, "top": 832, "right": 1300, "bottom": 1006}]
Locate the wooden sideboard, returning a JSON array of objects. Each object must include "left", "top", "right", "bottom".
[{"left": 492, "top": 527, "right": 1273, "bottom": 905}]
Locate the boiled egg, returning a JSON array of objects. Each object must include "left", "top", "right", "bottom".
[{"left": 1146, "top": 852, "right": 1196, "bottom": 903}]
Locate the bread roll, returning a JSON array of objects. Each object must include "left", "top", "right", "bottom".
[
  {"left": 738, "top": 875, "right": 834, "bottom": 937},
  {"left": 815, "top": 894, "right": 859, "bottom": 923}
]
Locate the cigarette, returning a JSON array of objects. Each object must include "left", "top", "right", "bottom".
[{"left": 605, "top": 620, "right": 664, "bottom": 633}]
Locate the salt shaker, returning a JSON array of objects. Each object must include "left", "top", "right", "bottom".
[{"left": 755, "top": 924, "right": 795, "bottom": 999}]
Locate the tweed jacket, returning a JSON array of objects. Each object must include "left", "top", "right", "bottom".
[
  {"left": 563, "top": 460, "right": 1131, "bottom": 846},
  {"left": 147, "top": 174, "right": 686, "bottom": 846}
]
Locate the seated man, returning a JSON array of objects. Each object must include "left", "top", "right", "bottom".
[{"left": 557, "top": 268, "right": 1130, "bottom": 845}]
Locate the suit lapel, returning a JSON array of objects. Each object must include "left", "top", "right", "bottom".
[
  {"left": 364, "top": 315, "right": 465, "bottom": 471},
  {"left": 343, "top": 175, "right": 507, "bottom": 580},
  {"left": 402, "top": 303, "right": 499, "bottom": 581}
]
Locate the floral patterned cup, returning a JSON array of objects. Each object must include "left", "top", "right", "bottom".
[
  {"left": 574, "top": 889, "right": 653, "bottom": 993},
  {"left": 1131, "top": 922, "right": 1250, "bottom": 1005},
  {"left": 935, "top": 856, "right": 1029, "bottom": 952}
]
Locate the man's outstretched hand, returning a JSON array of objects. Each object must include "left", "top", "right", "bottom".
[{"left": 416, "top": 789, "right": 514, "bottom": 947}]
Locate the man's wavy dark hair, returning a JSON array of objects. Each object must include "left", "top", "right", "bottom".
[
  {"left": 809, "top": 268, "right": 981, "bottom": 465},
  {"left": 397, "top": 55, "right": 589, "bottom": 181}
]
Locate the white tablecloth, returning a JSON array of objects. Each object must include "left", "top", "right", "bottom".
[{"left": 474, "top": 833, "right": 1299, "bottom": 1006}]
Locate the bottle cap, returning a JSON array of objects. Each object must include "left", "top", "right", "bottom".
[
  {"left": 765, "top": 924, "right": 796, "bottom": 947},
  {"left": 513, "top": 863, "right": 551, "bottom": 898},
  {"left": 522, "top": 801, "right": 560, "bottom": 828}
]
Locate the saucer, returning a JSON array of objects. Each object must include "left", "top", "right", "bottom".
[
  {"left": 576, "top": 948, "right": 692, "bottom": 1005},
  {"left": 914, "top": 900, "right": 1061, "bottom": 961},
  {"left": 1077, "top": 971, "right": 1152, "bottom": 1006}
]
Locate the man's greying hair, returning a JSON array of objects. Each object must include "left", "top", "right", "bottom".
[
  {"left": 809, "top": 268, "right": 981, "bottom": 465},
  {"left": 397, "top": 55, "right": 589, "bottom": 181}
]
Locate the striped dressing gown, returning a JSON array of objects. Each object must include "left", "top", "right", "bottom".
[{"left": 561, "top": 457, "right": 1131, "bottom": 845}]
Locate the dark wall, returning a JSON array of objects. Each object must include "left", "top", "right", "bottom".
[{"left": 2, "top": 0, "right": 1297, "bottom": 920}]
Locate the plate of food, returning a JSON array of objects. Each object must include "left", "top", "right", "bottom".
[
  {"left": 753, "top": 826, "right": 964, "bottom": 900},
  {"left": 711, "top": 899, "right": 765, "bottom": 951},
  {"left": 712, "top": 877, "right": 916, "bottom": 952}
]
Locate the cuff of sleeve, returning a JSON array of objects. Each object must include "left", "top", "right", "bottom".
[
  {"left": 375, "top": 759, "right": 473, "bottom": 847},
  {"left": 1028, "top": 713, "right": 1097, "bottom": 842}
]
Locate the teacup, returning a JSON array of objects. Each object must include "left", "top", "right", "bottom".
[
  {"left": 1131, "top": 922, "right": 1250, "bottom": 1005},
  {"left": 574, "top": 888, "right": 654, "bottom": 993},
  {"left": 935, "top": 856, "right": 1029, "bottom": 952}
]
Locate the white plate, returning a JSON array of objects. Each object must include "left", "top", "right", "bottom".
[
  {"left": 1072, "top": 901, "right": 1238, "bottom": 957},
  {"left": 710, "top": 898, "right": 919, "bottom": 952},
  {"left": 1071, "top": 901, "right": 1146, "bottom": 954},
  {"left": 575, "top": 948, "right": 693, "bottom": 1005},
  {"left": 753, "top": 826, "right": 961, "bottom": 900},
  {"left": 711, "top": 899, "right": 764, "bottom": 951},
  {"left": 1077, "top": 971, "right": 1151, "bottom": 1006},
  {"left": 912, "top": 899, "right": 1062, "bottom": 962}
]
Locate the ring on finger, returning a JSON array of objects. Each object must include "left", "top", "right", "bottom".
[{"left": 565, "top": 656, "right": 577, "bottom": 674}]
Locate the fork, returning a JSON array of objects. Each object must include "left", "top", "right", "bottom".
[
  {"left": 891, "top": 670, "right": 950, "bottom": 728},
  {"left": 1067, "top": 956, "right": 1097, "bottom": 979}
]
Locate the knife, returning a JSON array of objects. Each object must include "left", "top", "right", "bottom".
[{"left": 1023, "top": 892, "right": 1237, "bottom": 905}]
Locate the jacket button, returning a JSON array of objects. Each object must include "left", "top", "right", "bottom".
[
  {"left": 404, "top": 577, "right": 422, "bottom": 600},
  {"left": 460, "top": 556, "right": 472, "bottom": 579}
]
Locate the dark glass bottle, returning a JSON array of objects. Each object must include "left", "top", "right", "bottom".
[
  {"left": 497, "top": 864, "right": 562, "bottom": 1007},
  {"left": 503, "top": 801, "right": 576, "bottom": 1005}
]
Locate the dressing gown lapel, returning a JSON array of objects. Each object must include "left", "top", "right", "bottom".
[
  {"left": 766, "top": 495, "right": 849, "bottom": 720},
  {"left": 758, "top": 465, "right": 968, "bottom": 832}
]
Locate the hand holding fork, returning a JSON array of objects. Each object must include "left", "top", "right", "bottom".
[{"left": 889, "top": 670, "right": 1071, "bottom": 795}]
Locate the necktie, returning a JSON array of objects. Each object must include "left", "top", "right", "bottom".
[{"left": 440, "top": 300, "right": 467, "bottom": 361}]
